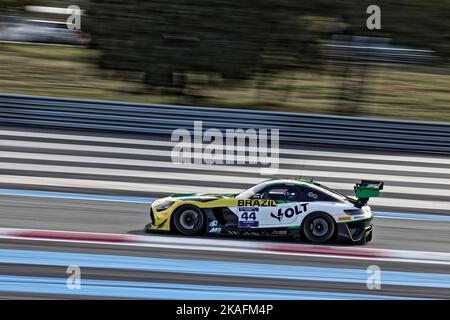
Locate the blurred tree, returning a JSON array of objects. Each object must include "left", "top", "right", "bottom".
[
  {"left": 315, "top": 0, "right": 450, "bottom": 115},
  {"left": 87, "top": 1, "right": 275, "bottom": 91},
  {"left": 0, "top": 0, "right": 34, "bottom": 13},
  {"left": 85, "top": 0, "right": 450, "bottom": 101},
  {"left": 86, "top": 0, "right": 341, "bottom": 94}
]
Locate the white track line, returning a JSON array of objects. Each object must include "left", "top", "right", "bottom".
[
  {"left": 1, "top": 227, "right": 450, "bottom": 265},
  {"left": 1, "top": 129, "right": 449, "bottom": 165},
  {"left": 1, "top": 151, "right": 450, "bottom": 186},
  {"left": 0, "top": 162, "right": 449, "bottom": 197},
  {"left": 0, "top": 175, "right": 447, "bottom": 210},
  {"left": 0, "top": 175, "right": 238, "bottom": 194},
  {"left": 1, "top": 139, "right": 449, "bottom": 175}
]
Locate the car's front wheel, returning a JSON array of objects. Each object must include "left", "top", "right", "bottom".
[
  {"left": 302, "top": 212, "right": 336, "bottom": 243},
  {"left": 172, "top": 205, "right": 205, "bottom": 235}
]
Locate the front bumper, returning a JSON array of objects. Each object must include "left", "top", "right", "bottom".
[
  {"left": 144, "top": 206, "right": 170, "bottom": 232},
  {"left": 336, "top": 217, "right": 373, "bottom": 243}
]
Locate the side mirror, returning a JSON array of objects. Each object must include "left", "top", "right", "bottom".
[{"left": 250, "top": 193, "right": 261, "bottom": 199}]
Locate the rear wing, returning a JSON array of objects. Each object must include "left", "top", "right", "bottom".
[{"left": 354, "top": 180, "right": 384, "bottom": 208}]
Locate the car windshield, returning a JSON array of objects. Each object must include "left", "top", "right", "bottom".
[
  {"left": 237, "top": 181, "right": 355, "bottom": 202},
  {"left": 236, "top": 182, "right": 267, "bottom": 199}
]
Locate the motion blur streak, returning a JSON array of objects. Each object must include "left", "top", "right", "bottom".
[
  {"left": 1, "top": 249, "right": 450, "bottom": 289},
  {"left": 0, "top": 126, "right": 448, "bottom": 299},
  {"left": 0, "top": 126, "right": 449, "bottom": 214},
  {"left": 0, "top": 275, "right": 423, "bottom": 300},
  {"left": 1, "top": 0, "right": 449, "bottom": 302},
  {"left": 0, "top": 188, "right": 154, "bottom": 203},
  {"left": 1, "top": 189, "right": 450, "bottom": 221},
  {"left": 374, "top": 212, "right": 450, "bottom": 222}
]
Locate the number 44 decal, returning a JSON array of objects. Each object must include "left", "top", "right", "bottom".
[{"left": 241, "top": 212, "right": 256, "bottom": 221}]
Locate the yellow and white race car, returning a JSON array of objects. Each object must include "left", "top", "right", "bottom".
[{"left": 144, "top": 178, "right": 383, "bottom": 244}]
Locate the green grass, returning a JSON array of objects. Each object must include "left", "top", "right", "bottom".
[{"left": 1, "top": 42, "right": 449, "bottom": 122}]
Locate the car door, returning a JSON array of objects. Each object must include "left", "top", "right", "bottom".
[{"left": 251, "top": 184, "right": 310, "bottom": 228}]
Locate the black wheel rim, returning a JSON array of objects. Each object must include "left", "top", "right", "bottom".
[
  {"left": 179, "top": 210, "right": 200, "bottom": 230},
  {"left": 308, "top": 217, "right": 330, "bottom": 238}
]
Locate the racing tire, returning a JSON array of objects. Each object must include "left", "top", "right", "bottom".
[
  {"left": 302, "top": 212, "right": 336, "bottom": 243},
  {"left": 172, "top": 205, "right": 205, "bottom": 235}
]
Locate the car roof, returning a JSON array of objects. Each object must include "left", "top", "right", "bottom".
[
  {"left": 258, "top": 178, "right": 348, "bottom": 201},
  {"left": 260, "top": 178, "right": 315, "bottom": 187}
]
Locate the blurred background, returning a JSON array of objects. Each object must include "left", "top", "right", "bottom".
[
  {"left": 0, "top": 0, "right": 449, "bottom": 121},
  {"left": 0, "top": 1, "right": 450, "bottom": 300}
]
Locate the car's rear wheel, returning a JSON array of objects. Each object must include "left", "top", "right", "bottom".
[
  {"left": 172, "top": 205, "right": 205, "bottom": 235},
  {"left": 302, "top": 212, "right": 336, "bottom": 243}
]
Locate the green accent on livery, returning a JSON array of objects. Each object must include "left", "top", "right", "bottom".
[
  {"left": 171, "top": 193, "right": 197, "bottom": 198},
  {"left": 294, "top": 177, "right": 314, "bottom": 184},
  {"left": 287, "top": 226, "right": 301, "bottom": 230}
]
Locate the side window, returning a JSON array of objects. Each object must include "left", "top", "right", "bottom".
[
  {"left": 260, "top": 185, "right": 301, "bottom": 202},
  {"left": 298, "top": 187, "right": 335, "bottom": 202}
]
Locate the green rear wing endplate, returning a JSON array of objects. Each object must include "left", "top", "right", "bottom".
[
  {"left": 353, "top": 180, "right": 384, "bottom": 207},
  {"left": 354, "top": 180, "right": 384, "bottom": 198}
]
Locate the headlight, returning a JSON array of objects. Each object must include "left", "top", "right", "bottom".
[{"left": 155, "top": 201, "right": 175, "bottom": 212}]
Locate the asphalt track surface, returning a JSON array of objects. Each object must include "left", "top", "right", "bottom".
[
  {"left": 0, "top": 124, "right": 449, "bottom": 299},
  {"left": 0, "top": 196, "right": 449, "bottom": 253}
]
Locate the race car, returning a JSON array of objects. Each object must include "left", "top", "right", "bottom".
[{"left": 144, "top": 178, "right": 383, "bottom": 244}]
